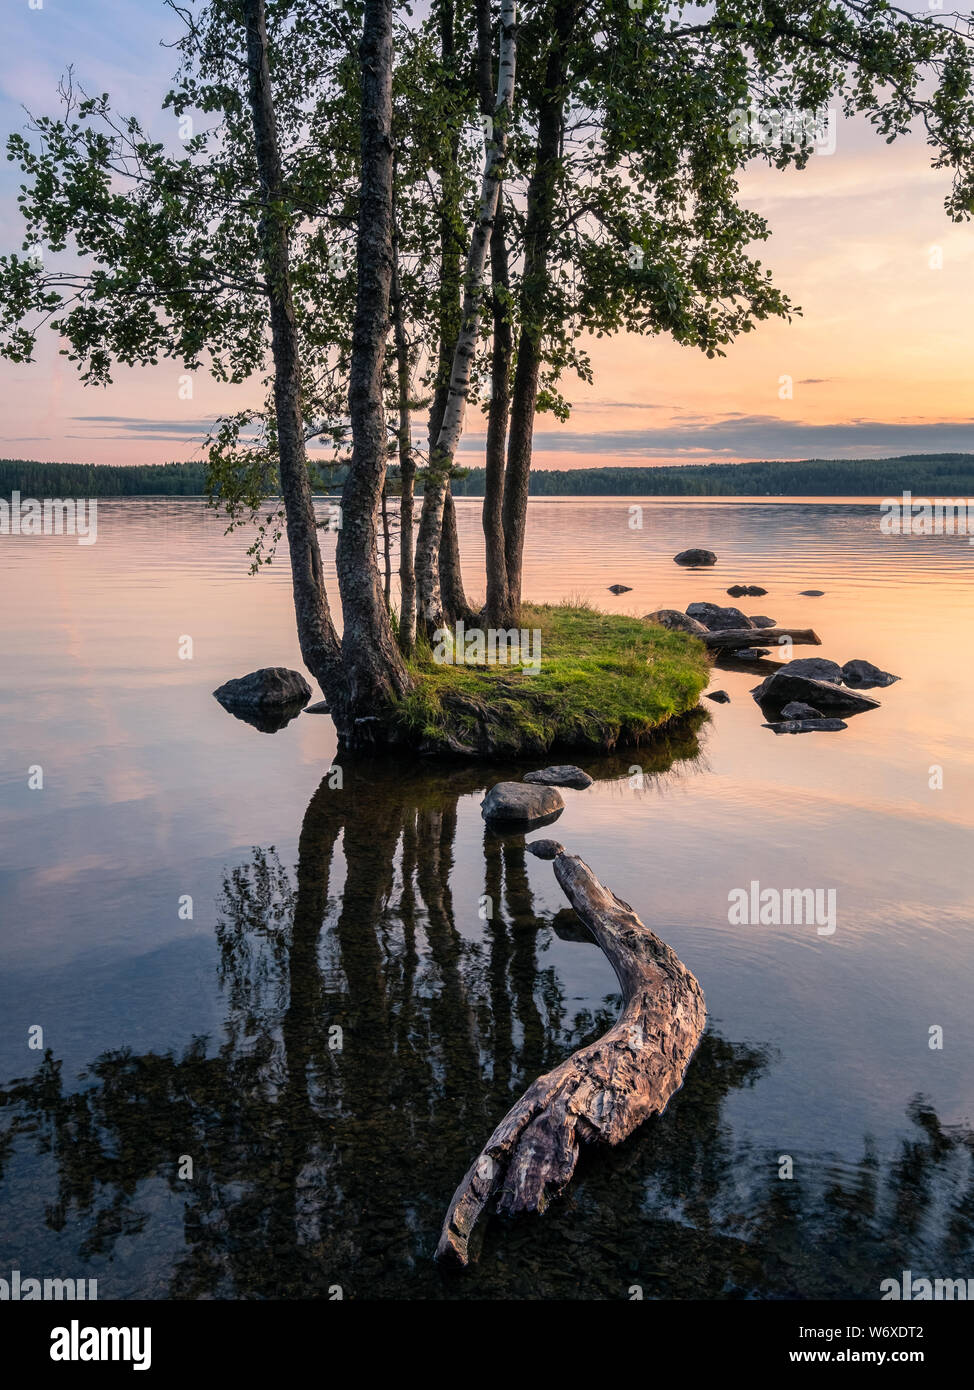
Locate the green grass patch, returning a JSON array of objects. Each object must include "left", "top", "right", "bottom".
[{"left": 392, "top": 602, "right": 711, "bottom": 757}]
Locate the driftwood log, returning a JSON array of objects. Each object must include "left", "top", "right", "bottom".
[
  {"left": 435, "top": 850, "right": 706, "bottom": 1266},
  {"left": 701, "top": 626, "right": 821, "bottom": 650}
]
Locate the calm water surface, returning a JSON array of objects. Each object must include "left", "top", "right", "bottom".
[{"left": 1, "top": 496, "right": 972, "bottom": 1299}]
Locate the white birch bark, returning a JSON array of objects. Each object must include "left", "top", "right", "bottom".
[{"left": 414, "top": 0, "right": 518, "bottom": 633}]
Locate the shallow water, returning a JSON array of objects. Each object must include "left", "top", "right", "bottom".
[{"left": 0, "top": 496, "right": 972, "bottom": 1299}]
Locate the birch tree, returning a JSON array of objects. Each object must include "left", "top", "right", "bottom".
[{"left": 413, "top": 0, "right": 517, "bottom": 637}]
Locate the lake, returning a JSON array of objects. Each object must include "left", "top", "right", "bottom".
[{"left": 1, "top": 495, "right": 972, "bottom": 1300}]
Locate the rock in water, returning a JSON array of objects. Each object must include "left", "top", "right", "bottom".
[
  {"left": 764, "top": 718, "right": 848, "bottom": 734},
  {"left": 841, "top": 659, "right": 900, "bottom": 688},
  {"left": 523, "top": 765, "right": 594, "bottom": 790},
  {"left": 752, "top": 671, "right": 880, "bottom": 715},
  {"left": 674, "top": 548, "right": 717, "bottom": 566},
  {"left": 304, "top": 700, "right": 331, "bottom": 714},
  {"left": 748, "top": 615, "right": 776, "bottom": 628},
  {"left": 800, "top": 589, "right": 825, "bottom": 596},
  {"left": 525, "top": 839, "right": 565, "bottom": 860},
  {"left": 482, "top": 782, "right": 565, "bottom": 826},
  {"left": 746, "top": 585, "right": 768, "bottom": 596},
  {"left": 643, "top": 609, "right": 709, "bottom": 635},
  {"left": 728, "top": 584, "right": 767, "bottom": 597},
  {"left": 686, "top": 602, "right": 753, "bottom": 631},
  {"left": 781, "top": 701, "right": 823, "bottom": 720},
  {"left": 214, "top": 667, "right": 312, "bottom": 709},
  {"left": 751, "top": 658, "right": 843, "bottom": 698},
  {"left": 608, "top": 583, "right": 632, "bottom": 594},
  {"left": 726, "top": 585, "right": 748, "bottom": 597},
  {"left": 706, "top": 689, "right": 730, "bottom": 703}
]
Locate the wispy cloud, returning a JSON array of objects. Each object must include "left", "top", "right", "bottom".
[{"left": 455, "top": 416, "right": 974, "bottom": 462}]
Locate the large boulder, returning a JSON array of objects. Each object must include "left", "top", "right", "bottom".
[
  {"left": 674, "top": 548, "right": 716, "bottom": 566},
  {"left": 214, "top": 667, "right": 312, "bottom": 710},
  {"left": 523, "top": 765, "right": 593, "bottom": 790},
  {"left": 752, "top": 670, "right": 880, "bottom": 715},
  {"left": 686, "top": 602, "right": 753, "bottom": 632},
  {"left": 841, "top": 659, "right": 900, "bottom": 689},
  {"left": 751, "top": 658, "right": 843, "bottom": 699},
  {"left": 482, "top": 782, "right": 565, "bottom": 827},
  {"left": 644, "top": 609, "right": 709, "bottom": 635}
]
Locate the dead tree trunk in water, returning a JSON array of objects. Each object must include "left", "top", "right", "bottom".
[
  {"left": 242, "top": 0, "right": 342, "bottom": 701},
  {"left": 436, "top": 847, "right": 706, "bottom": 1266},
  {"left": 335, "top": 0, "right": 413, "bottom": 740},
  {"left": 414, "top": 0, "right": 517, "bottom": 636}
]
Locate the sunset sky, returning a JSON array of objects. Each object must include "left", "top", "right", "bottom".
[{"left": 1, "top": 0, "right": 972, "bottom": 469}]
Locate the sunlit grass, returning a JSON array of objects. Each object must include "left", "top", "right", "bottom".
[{"left": 394, "top": 601, "right": 710, "bottom": 756}]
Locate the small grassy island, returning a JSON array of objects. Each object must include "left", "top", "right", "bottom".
[{"left": 394, "top": 603, "right": 711, "bottom": 757}]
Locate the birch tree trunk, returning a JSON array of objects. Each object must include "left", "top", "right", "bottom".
[
  {"left": 502, "top": 0, "right": 576, "bottom": 615},
  {"left": 335, "top": 0, "right": 413, "bottom": 740},
  {"left": 476, "top": 0, "right": 514, "bottom": 629},
  {"left": 242, "top": 0, "right": 343, "bottom": 703},
  {"left": 391, "top": 224, "right": 417, "bottom": 655},
  {"left": 482, "top": 197, "right": 514, "bottom": 628},
  {"left": 414, "top": 0, "right": 518, "bottom": 636}
]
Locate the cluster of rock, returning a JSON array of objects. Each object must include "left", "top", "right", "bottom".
[
  {"left": 481, "top": 764, "right": 593, "bottom": 828},
  {"left": 753, "top": 656, "right": 898, "bottom": 733},
  {"left": 647, "top": 603, "right": 774, "bottom": 659},
  {"left": 644, "top": 598, "right": 899, "bottom": 735}
]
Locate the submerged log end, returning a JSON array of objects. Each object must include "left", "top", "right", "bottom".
[{"left": 435, "top": 851, "right": 706, "bottom": 1267}]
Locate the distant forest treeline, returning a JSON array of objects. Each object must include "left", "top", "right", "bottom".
[{"left": 3, "top": 454, "right": 974, "bottom": 498}]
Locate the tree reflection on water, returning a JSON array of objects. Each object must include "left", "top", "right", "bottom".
[{"left": 2, "top": 723, "right": 972, "bottom": 1299}]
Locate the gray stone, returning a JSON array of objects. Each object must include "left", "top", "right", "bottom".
[
  {"left": 731, "top": 648, "right": 770, "bottom": 659},
  {"left": 751, "top": 658, "right": 843, "bottom": 698},
  {"left": 608, "top": 583, "right": 632, "bottom": 594},
  {"left": 643, "top": 609, "right": 709, "bottom": 635},
  {"left": 304, "top": 700, "right": 331, "bottom": 714},
  {"left": 764, "top": 718, "right": 848, "bottom": 734},
  {"left": 523, "top": 764, "right": 593, "bottom": 790},
  {"left": 800, "top": 589, "right": 825, "bottom": 596},
  {"left": 674, "top": 548, "right": 717, "bottom": 566},
  {"left": 752, "top": 670, "right": 880, "bottom": 715},
  {"left": 781, "top": 701, "right": 823, "bottom": 720},
  {"left": 526, "top": 839, "right": 565, "bottom": 860},
  {"left": 482, "top": 782, "right": 565, "bottom": 826},
  {"left": 706, "top": 690, "right": 730, "bottom": 703},
  {"left": 749, "top": 615, "right": 776, "bottom": 628},
  {"left": 686, "top": 602, "right": 753, "bottom": 632},
  {"left": 726, "top": 585, "right": 748, "bottom": 597},
  {"left": 841, "top": 659, "right": 900, "bottom": 689},
  {"left": 214, "top": 667, "right": 312, "bottom": 710}
]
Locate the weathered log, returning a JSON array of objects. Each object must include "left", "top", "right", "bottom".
[
  {"left": 435, "top": 850, "right": 706, "bottom": 1266},
  {"left": 701, "top": 625, "right": 821, "bottom": 650}
]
